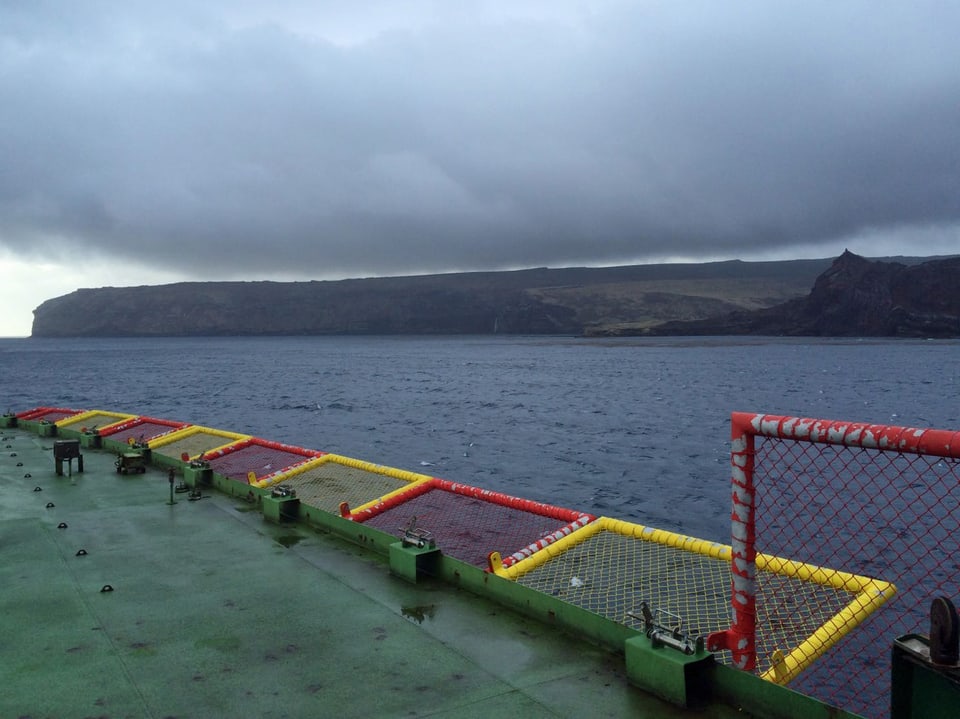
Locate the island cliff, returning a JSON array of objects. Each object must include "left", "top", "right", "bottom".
[
  {"left": 640, "top": 251, "right": 960, "bottom": 338},
  {"left": 29, "top": 253, "right": 958, "bottom": 338},
  {"left": 30, "top": 260, "right": 829, "bottom": 337}
]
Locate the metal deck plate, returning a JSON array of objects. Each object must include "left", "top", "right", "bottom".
[{"left": 1, "top": 428, "right": 742, "bottom": 718}]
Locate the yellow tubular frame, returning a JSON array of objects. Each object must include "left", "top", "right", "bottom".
[
  {"left": 495, "top": 516, "right": 896, "bottom": 685},
  {"left": 55, "top": 409, "right": 135, "bottom": 428},
  {"left": 146, "top": 425, "right": 250, "bottom": 451}
]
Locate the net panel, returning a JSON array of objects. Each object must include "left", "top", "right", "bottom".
[
  {"left": 512, "top": 521, "right": 858, "bottom": 667},
  {"left": 151, "top": 430, "right": 243, "bottom": 459},
  {"left": 19, "top": 407, "right": 82, "bottom": 423},
  {"left": 104, "top": 421, "right": 185, "bottom": 443},
  {"left": 280, "top": 461, "right": 411, "bottom": 514},
  {"left": 516, "top": 528, "right": 731, "bottom": 636},
  {"left": 207, "top": 444, "right": 314, "bottom": 482},
  {"left": 740, "top": 414, "right": 960, "bottom": 719},
  {"left": 56, "top": 410, "right": 133, "bottom": 430},
  {"left": 359, "top": 487, "right": 576, "bottom": 568}
]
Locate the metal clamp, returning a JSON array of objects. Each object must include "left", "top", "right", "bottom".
[
  {"left": 401, "top": 516, "right": 435, "bottom": 549},
  {"left": 628, "top": 601, "right": 704, "bottom": 656}
]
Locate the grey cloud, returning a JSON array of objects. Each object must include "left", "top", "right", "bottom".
[{"left": 1, "top": 2, "right": 958, "bottom": 279}]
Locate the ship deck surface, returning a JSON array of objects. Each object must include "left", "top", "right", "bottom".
[{"left": 1, "top": 427, "right": 746, "bottom": 718}]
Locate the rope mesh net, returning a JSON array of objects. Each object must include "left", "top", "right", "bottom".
[
  {"left": 25, "top": 409, "right": 78, "bottom": 422},
  {"left": 517, "top": 529, "right": 730, "bottom": 635},
  {"left": 151, "top": 430, "right": 236, "bottom": 459},
  {"left": 280, "top": 461, "right": 410, "bottom": 514},
  {"left": 58, "top": 411, "right": 128, "bottom": 430},
  {"left": 105, "top": 421, "right": 181, "bottom": 444},
  {"left": 207, "top": 445, "right": 312, "bottom": 482},
  {"left": 513, "top": 525, "right": 856, "bottom": 670},
  {"left": 359, "top": 487, "right": 578, "bottom": 568}
]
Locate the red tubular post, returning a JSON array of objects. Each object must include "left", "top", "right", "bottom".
[{"left": 707, "top": 412, "right": 758, "bottom": 671}]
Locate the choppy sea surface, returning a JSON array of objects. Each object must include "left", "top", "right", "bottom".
[
  {"left": 2, "top": 334, "right": 957, "bottom": 544},
  {"left": 3, "top": 334, "right": 959, "bottom": 717}
]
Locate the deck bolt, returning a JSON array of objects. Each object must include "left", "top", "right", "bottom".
[{"left": 57, "top": 522, "right": 68, "bottom": 529}]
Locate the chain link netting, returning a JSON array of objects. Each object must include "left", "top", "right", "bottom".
[{"left": 753, "top": 436, "right": 960, "bottom": 718}]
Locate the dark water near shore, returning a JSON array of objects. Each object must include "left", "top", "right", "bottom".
[{"left": 2, "top": 335, "right": 958, "bottom": 544}]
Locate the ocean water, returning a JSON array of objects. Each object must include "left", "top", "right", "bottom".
[
  {"left": 3, "top": 334, "right": 959, "bottom": 717},
  {"left": 2, "top": 334, "right": 958, "bottom": 544}
]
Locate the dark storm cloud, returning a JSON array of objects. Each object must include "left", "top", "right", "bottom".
[{"left": 1, "top": 2, "right": 958, "bottom": 279}]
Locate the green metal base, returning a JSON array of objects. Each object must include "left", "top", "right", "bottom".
[
  {"left": 389, "top": 541, "right": 441, "bottom": 583},
  {"left": 625, "top": 635, "right": 713, "bottom": 707},
  {"left": 263, "top": 495, "right": 300, "bottom": 523},
  {"left": 183, "top": 464, "right": 212, "bottom": 488},
  {"left": 80, "top": 432, "right": 102, "bottom": 449}
]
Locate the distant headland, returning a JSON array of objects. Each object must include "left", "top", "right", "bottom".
[
  {"left": 637, "top": 251, "right": 960, "bottom": 338},
  {"left": 29, "top": 253, "right": 959, "bottom": 338}
]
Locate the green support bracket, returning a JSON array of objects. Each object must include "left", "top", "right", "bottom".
[
  {"left": 625, "top": 634, "right": 714, "bottom": 708},
  {"left": 80, "top": 430, "right": 102, "bottom": 449},
  {"left": 263, "top": 493, "right": 300, "bottom": 524},
  {"left": 0, "top": 413, "right": 16, "bottom": 429},
  {"left": 38, "top": 421, "right": 57, "bottom": 437},
  {"left": 389, "top": 541, "right": 441, "bottom": 583},
  {"left": 183, "top": 462, "right": 212, "bottom": 488}
]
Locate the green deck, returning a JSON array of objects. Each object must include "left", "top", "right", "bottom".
[{"left": 1, "top": 425, "right": 856, "bottom": 718}]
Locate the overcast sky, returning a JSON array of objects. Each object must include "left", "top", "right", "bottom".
[{"left": 2, "top": 2, "right": 958, "bottom": 336}]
